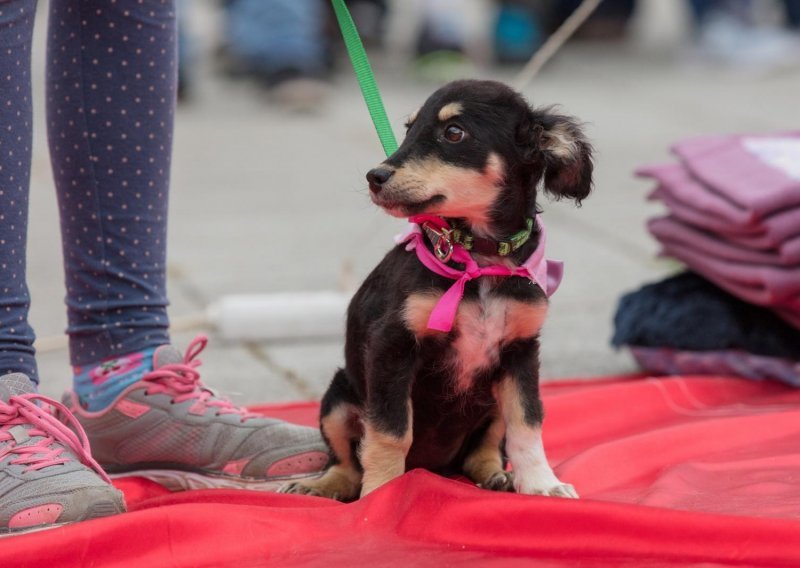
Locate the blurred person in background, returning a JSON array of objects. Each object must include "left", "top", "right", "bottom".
[
  {"left": 413, "top": 0, "right": 636, "bottom": 72},
  {"left": 492, "top": 0, "right": 636, "bottom": 63},
  {"left": 687, "top": 0, "right": 800, "bottom": 68},
  {"left": 550, "top": 0, "right": 636, "bottom": 40},
  {"left": 543, "top": 0, "right": 799, "bottom": 70},
  {"left": 493, "top": 0, "right": 547, "bottom": 63},
  {"left": 219, "top": 0, "right": 330, "bottom": 106},
  {"left": 216, "top": 0, "right": 387, "bottom": 110}
]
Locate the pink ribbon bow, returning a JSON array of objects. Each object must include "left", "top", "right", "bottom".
[{"left": 396, "top": 216, "right": 564, "bottom": 333}]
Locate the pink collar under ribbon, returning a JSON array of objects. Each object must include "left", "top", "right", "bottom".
[{"left": 396, "top": 216, "right": 564, "bottom": 333}]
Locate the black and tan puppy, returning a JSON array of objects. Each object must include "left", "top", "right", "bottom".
[{"left": 282, "top": 79, "right": 592, "bottom": 500}]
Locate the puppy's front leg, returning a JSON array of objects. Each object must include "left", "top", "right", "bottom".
[
  {"left": 496, "top": 338, "right": 577, "bottom": 498},
  {"left": 359, "top": 325, "right": 415, "bottom": 498},
  {"left": 360, "top": 401, "right": 412, "bottom": 497}
]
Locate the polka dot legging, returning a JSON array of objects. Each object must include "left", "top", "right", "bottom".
[{"left": 0, "top": 0, "right": 176, "bottom": 383}]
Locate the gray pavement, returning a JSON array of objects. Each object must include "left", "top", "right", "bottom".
[{"left": 23, "top": 2, "right": 800, "bottom": 403}]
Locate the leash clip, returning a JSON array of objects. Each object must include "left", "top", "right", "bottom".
[
  {"left": 423, "top": 223, "right": 454, "bottom": 263},
  {"left": 434, "top": 234, "right": 454, "bottom": 263}
]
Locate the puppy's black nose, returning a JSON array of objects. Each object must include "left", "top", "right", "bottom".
[{"left": 366, "top": 167, "right": 394, "bottom": 192}]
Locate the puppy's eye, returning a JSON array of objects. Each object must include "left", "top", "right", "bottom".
[{"left": 444, "top": 124, "right": 466, "bottom": 143}]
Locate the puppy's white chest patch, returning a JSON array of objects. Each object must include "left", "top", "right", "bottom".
[
  {"left": 403, "top": 284, "right": 548, "bottom": 393},
  {"left": 451, "top": 298, "right": 507, "bottom": 391}
]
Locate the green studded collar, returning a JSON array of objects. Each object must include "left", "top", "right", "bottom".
[{"left": 421, "top": 217, "right": 535, "bottom": 262}]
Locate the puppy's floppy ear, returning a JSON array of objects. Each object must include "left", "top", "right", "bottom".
[{"left": 520, "top": 108, "right": 594, "bottom": 205}]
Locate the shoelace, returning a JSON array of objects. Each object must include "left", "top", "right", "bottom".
[
  {"left": 141, "top": 335, "right": 260, "bottom": 422},
  {"left": 0, "top": 394, "right": 111, "bottom": 482}
]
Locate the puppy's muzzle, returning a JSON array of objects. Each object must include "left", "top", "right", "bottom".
[{"left": 366, "top": 166, "right": 394, "bottom": 194}]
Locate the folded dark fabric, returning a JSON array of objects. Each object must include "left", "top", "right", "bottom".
[
  {"left": 658, "top": 240, "right": 800, "bottom": 328},
  {"left": 630, "top": 346, "right": 800, "bottom": 387},
  {"left": 612, "top": 272, "right": 800, "bottom": 360}
]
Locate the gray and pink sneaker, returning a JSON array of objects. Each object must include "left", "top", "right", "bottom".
[
  {"left": 0, "top": 373, "right": 125, "bottom": 535},
  {"left": 64, "top": 336, "right": 329, "bottom": 491}
]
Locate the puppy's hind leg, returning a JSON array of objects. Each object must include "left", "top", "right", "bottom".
[
  {"left": 280, "top": 369, "right": 363, "bottom": 501},
  {"left": 462, "top": 413, "right": 514, "bottom": 492}
]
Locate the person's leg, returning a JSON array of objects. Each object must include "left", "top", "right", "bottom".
[
  {"left": 0, "top": 1, "right": 124, "bottom": 534},
  {"left": 0, "top": 0, "right": 38, "bottom": 382},
  {"left": 48, "top": 0, "right": 327, "bottom": 487},
  {"left": 47, "top": 0, "right": 175, "bottom": 410}
]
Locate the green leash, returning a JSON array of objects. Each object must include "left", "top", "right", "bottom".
[{"left": 330, "top": 0, "right": 398, "bottom": 157}]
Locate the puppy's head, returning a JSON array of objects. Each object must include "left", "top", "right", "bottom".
[{"left": 366, "top": 80, "right": 593, "bottom": 232}]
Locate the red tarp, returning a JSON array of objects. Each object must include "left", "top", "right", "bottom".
[{"left": 5, "top": 375, "right": 800, "bottom": 567}]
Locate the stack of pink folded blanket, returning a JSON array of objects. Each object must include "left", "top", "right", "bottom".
[{"left": 639, "top": 133, "right": 800, "bottom": 329}]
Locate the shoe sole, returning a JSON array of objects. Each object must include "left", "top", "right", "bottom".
[
  {"left": 0, "top": 494, "right": 125, "bottom": 537},
  {"left": 0, "top": 522, "right": 69, "bottom": 538},
  {"left": 110, "top": 469, "right": 324, "bottom": 492}
]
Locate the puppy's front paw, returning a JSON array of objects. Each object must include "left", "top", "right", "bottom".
[
  {"left": 479, "top": 470, "right": 515, "bottom": 492},
  {"left": 279, "top": 481, "right": 323, "bottom": 498},
  {"left": 278, "top": 466, "right": 360, "bottom": 502},
  {"left": 515, "top": 469, "right": 579, "bottom": 499},
  {"left": 542, "top": 482, "right": 578, "bottom": 499},
  {"left": 280, "top": 479, "right": 355, "bottom": 501}
]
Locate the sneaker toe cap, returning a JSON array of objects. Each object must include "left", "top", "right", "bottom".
[
  {"left": 1, "top": 472, "right": 125, "bottom": 531},
  {"left": 235, "top": 423, "right": 329, "bottom": 479}
]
